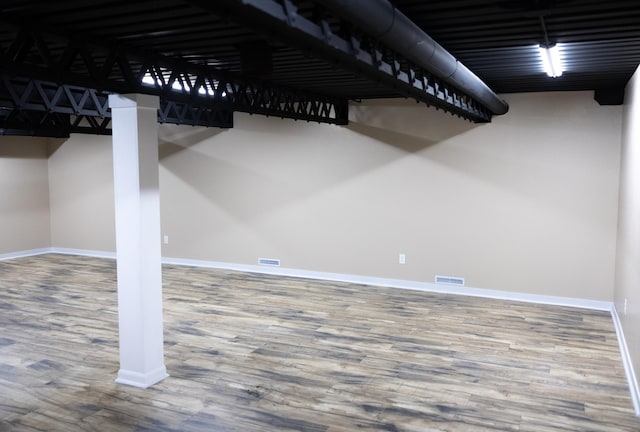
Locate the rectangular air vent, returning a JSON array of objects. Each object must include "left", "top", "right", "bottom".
[
  {"left": 435, "top": 275, "right": 465, "bottom": 286},
  {"left": 258, "top": 258, "right": 281, "bottom": 267}
]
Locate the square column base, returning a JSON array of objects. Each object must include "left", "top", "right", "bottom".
[{"left": 116, "top": 367, "right": 169, "bottom": 389}]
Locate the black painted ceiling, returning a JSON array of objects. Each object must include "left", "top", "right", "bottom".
[
  {"left": 1, "top": 0, "right": 639, "bottom": 135},
  {"left": 396, "top": 0, "right": 640, "bottom": 96}
]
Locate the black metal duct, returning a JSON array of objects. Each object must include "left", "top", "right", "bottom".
[{"left": 316, "top": 0, "right": 509, "bottom": 116}]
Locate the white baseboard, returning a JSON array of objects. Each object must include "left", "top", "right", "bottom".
[
  {"left": 162, "top": 256, "right": 612, "bottom": 311},
  {"left": 611, "top": 305, "right": 640, "bottom": 417},
  {"left": 0, "top": 247, "right": 117, "bottom": 260},
  {"left": 51, "top": 247, "right": 116, "bottom": 259},
  {"left": 0, "top": 248, "right": 615, "bottom": 311},
  {"left": 0, "top": 247, "right": 53, "bottom": 261}
]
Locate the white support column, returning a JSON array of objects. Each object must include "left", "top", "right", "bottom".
[{"left": 108, "top": 93, "right": 168, "bottom": 388}]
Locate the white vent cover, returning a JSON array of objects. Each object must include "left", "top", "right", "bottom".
[
  {"left": 258, "top": 258, "right": 281, "bottom": 267},
  {"left": 435, "top": 275, "right": 465, "bottom": 286}
]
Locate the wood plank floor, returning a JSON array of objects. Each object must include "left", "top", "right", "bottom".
[{"left": 0, "top": 254, "right": 638, "bottom": 431}]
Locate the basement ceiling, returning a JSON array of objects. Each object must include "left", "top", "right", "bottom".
[
  {"left": 1, "top": 0, "right": 639, "bottom": 136},
  {"left": 397, "top": 0, "right": 640, "bottom": 95}
]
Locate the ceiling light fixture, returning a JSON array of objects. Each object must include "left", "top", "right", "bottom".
[
  {"left": 538, "top": 44, "right": 563, "bottom": 77},
  {"left": 538, "top": 16, "right": 563, "bottom": 78}
]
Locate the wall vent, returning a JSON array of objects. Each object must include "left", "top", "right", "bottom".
[
  {"left": 258, "top": 258, "right": 281, "bottom": 267},
  {"left": 435, "top": 275, "right": 465, "bottom": 286}
]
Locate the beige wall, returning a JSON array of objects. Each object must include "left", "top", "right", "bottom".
[
  {"left": 0, "top": 137, "right": 51, "bottom": 254},
  {"left": 614, "top": 65, "right": 640, "bottom": 388},
  {"left": 157, "top": 92, "right": 621, "bottom": 300},
  {"left": 46, "top": 91, "right": 622, "bottom": 301},
  {"left": 48, "top": 134, "right": 115, "bottom": 251}
]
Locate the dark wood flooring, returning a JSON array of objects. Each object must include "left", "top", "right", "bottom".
[{"left": 0, "top": 254, "right": 638, "bottom": 431}]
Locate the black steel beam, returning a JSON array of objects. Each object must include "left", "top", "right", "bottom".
[
  {"left": 0, "top": 110, "right": 75, "bottom": 138},
  {"left": 0, "top": 19, "right": 348, "bottom": 133},
  {"left": 317, "top": 0, "right": 508, "bottom": 116},
  {"left": 1, "top": 75, "right": 110, "bottom": 118},
  {"left": 0, "top": 75, "right": 237, "bottom": 136},
  {"left": 194, "top": 0, "right": 492, "bottom": 122}
]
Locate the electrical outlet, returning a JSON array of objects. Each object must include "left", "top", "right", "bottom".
[
  {"left": 399, "top": 253, "right": 406, "bottom": 264},
  {"left": 624, "top": 298, "right": 628, "bottom": 316},
  {"left": 163, "top": 235, "right": 169, "bottom": 245}
]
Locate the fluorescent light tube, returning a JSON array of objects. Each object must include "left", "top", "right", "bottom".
[{"left": 538, "top": 44, "right": 563, "bottom": 77}]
